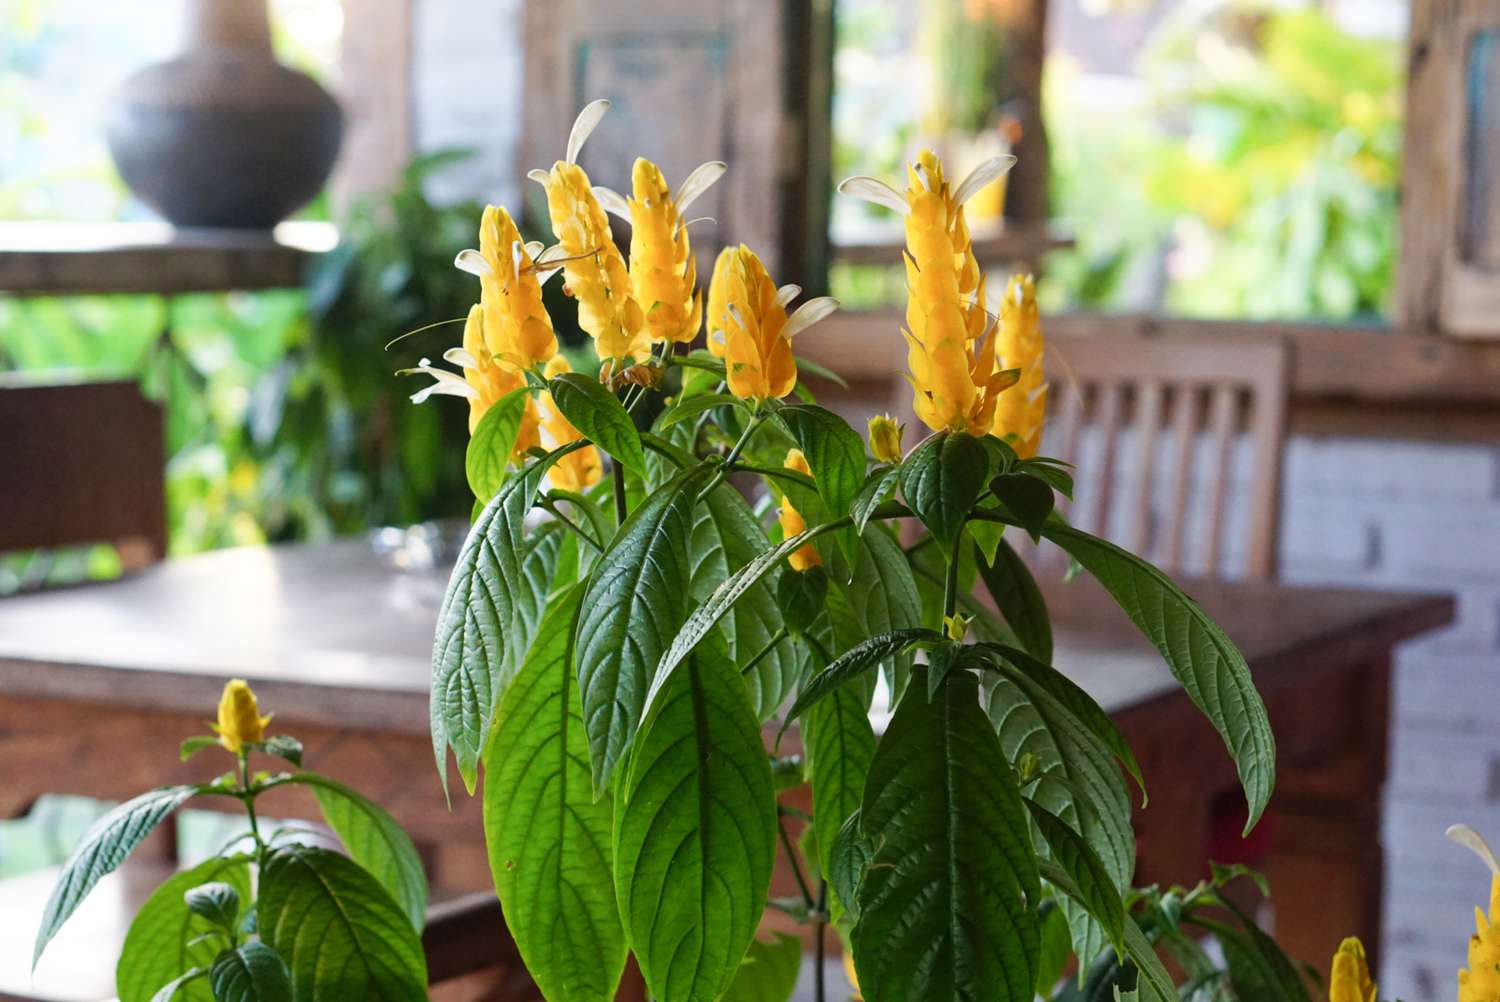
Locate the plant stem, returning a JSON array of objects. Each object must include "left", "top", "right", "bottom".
[
  {"left": 540, "top": 498, "right": 602, "bottom": 552},
  {"left": 739, "top": 625, "right": 789, "bottom": 677},
  {"left": 237, "top": 752, "right": 264, "bottom": 862},
  {"left": 697, "top": 411, "right": 765, "bottom": 501},
  {"left": 814, "top": 881, "right": 828, "bottom": 1002},
  {"left": 612, "top": 459, "right": 628, "bottom": 526},
  {"left": 777, "top": 811, "right": 817, "bottom": 911},
  {"left": 941, "top": 525, "right": 963, "bottom": 623}
]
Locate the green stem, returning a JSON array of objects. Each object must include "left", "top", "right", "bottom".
[
  {"left": 540, "top": 498, "right": 602, "bottom": 552},
  {"left": 739, "top": 625, "right": 789, "bottom": 677},
  {"left": 697, "top": 411, "right": 765, "bottom": 501},
  {"left": 941, "top": 525, "right": 964, "bottom": 624},
  {"left": 777, "top": 811, "right": 817, "bottom": 911},
  {"left": 814, "top": 881, "right": 828, "bottom": 1002},
  {"left": 237, "top": 753, "right": 265, "bottom": 863},
  {"left": 612, "top": 460, "right": 628, "bottom": 526}
]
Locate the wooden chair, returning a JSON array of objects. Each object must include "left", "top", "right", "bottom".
[
  {"left": 0, "top": 380, "right": 167, "bottom": 570},
  {"left": 1042, "top": 333, "right": 1291, "bottom": 580}
]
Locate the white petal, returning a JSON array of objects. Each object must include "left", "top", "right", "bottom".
[
  {"left": 510, "top": 240, "right": 525, "bottom": 276},
  {"left": 524, "top": 240, "right": 544, "bottom": 261},
  {"left": 410, "top": 381, "right": 477, "bottom": 404},
  {"left": 775, "top": 284, "right": 802, "bottom": 309},
  {"left": 566, "top": 99, "right": 611, "bottom": 164},
  {"left": 454, "top": 249, "right": 491, "bottom": 277},
  {"left": 781, "top": 296, "right": 839, "bottom": 339},
  {"left": 1448, "top": 824, "right": 1500, "bottom": 876},
  {"left": 527, "top": 168, "right": 551, "bottom": 186},
  {"left": 912, "top": 161, "right": 933, "bottom": 192},
  {"left": 675, "top": 161, "right": 727, "bottom": 214},
  {"left": 836, "top": 175, "right": 910, "bottom": 215},
  {"left": 954, "top": 154, "right": 1018, "bottom": 207},
  {"left": 535, "top": 267, "right": 563, "bottom": 285},
  {"left": 443, "top": 347, "right": 479, "bottom": 368},
  {"left": 592, "top": 185, "right": 632, "bottom": 220}
]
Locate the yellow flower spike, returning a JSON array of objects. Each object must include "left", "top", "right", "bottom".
[
  {"left": 624, "top": 157, "right": 723, "bottom": 345},
  {"left": 212, "top": 679, "right": 271, "bottom": 754},
  {"left": 1450, "top": 824, "right": 1500, "bottom": 1002},
  {"left": 779, "top": 448, "right": 822, "bottom": 572},
  {"left": 990, "top": 273, "right": 1047, "bottom": 458},
  {"left": 471, "top": 204, "right": 558, "bottom": 371},
  {"left": 531, "top": 101, "right": 650, "bottom": 368},
  {"left": 538, "top": 355, "right": 603, "bottom": 493},
  {"left": 706, "top": 244, "right": 837, "bottom": 403},
  {"left": 1328, "top": 937, "right": 1377, "bottom": 1002},
  {"left": 839, "top": 150, "right": 1015, "bottom": 435},
  {"left": 867, "top": 413, "right": 905, "bottom": 464}
]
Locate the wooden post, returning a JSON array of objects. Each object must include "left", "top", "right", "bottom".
[{"left": 334, "top": 0, "right": 414, "bottom": 204}]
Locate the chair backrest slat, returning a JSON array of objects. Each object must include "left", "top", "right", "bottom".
[
  {"left": 1164, "top": 384, "right": 1200, "bottom": 571},
  {"left": 1128, "top": 380, "right": 1164, "bottom": 555}
]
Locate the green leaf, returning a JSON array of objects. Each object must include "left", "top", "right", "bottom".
[
  {"left": 117, "top": 857, "right": 251, "bottom": 1002},
  {"left": 975, "top": 539, "right": 1054, "bottom": 663},
  {"left": 466, "top": 386, "right": 529, "bottom": 501},
  {"left": 576, "top": 462, "right": 713, "bottom": 790},
  {"left": 1040, "top": 860, "right": 1175, "bottom": 1002},
  {"left": 854, "top": 669, "right": 1040, "bottom": 1002},
  {"left": 258, "top": 845, "right": 428, "bottom": 1001},
  {"left": 1198, "top": 897, "right": 1313, "bottom": 1002},
  {"left": 793, "top": 354, "right": 849, "bottom": 389},
  {"left": 485, "top": 583, "right": 626, "bottom": 1002},
  {"left": 431, "top": 455, "right": 562, "bottom": 792},
  {"left": 805, "top": 683, "right": 876, "bottom": 892},
  {"left": 179, "top": 736, "right": 218, "bottom": 762},
  {"left": 780, "top": 628, "right": 938, "bottom": 734},
  {"left": 898, "top": 431, "right": 989, "bottom": 553},
  {"left": 721, "top": 932, "right": 803, "bottom": 1002},
  {"left": 148, "top": 968, "right": 208, "bottom": 1002},
  {"left": 1036, "top": 904, "right": 1073, "bottom": 997},
  {"left": 655, "top": 391, "right": 743, "bottom": 430},
  {"left": 989, "top": 472, "right": 1055, "bottom": 539},
  {"left": 648, "top": 518, "right": 845, "bottom": 721},
  {"left": 34, "top": 785, "right": 198, "bottom": 967},
  {"left": 1019, "top": 457, "right": 1074, "bottom": 500},
  {"left": 827, "top": 809, "right": 871, "bottom": 925},
  {"left": 776, "top": 564, "right": 828, "bottom": 636},
  {"left": 1026, "top": 802, "right": 1125, "bottom": 953},
  {"left": 827, "top": 527, "right": 925, "bottom": 703},
  {"left": 183, "top": 882, "right": 239, "bottom": 933},
  {"left": 850, "top": 465, "right": 900, "bottom": 537},
  {"left": 281, "top": 773, "right": 429, "bottom": 931},
  {"left": 1040, "top": 523, "right": 1275, "bottom": 831},
  {"left": 613, "top": 645, "right": 776, "bottom": 1002},
  {"left": 549, "top": 372, "right": 648, "bottom": 476},
  {"left": 691, "top": 484, "right": 804, "bottom": 719},
  {"left": 208, "top": 942, "right": 294, "bottom": 1002},
  {"left": 778, "top": 404, "right": 866, "bottom": 519},
  {"left": 255, "top": 735, "right": 303, "bottom": 768}
]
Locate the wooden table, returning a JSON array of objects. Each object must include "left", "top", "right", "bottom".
[{"left": 0, "top": 539, "right": 1453, "bottom": 974}]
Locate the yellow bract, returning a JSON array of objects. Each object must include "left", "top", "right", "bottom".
[
  {"left": 990, "top": 273, "right": 1047, "bottom": 458},
  {"left": 628, "top": 158, "right": 701, "bottom": 345},
  {"left": 1461, "top": 874, "right": 1500, "bottom": 1002},
  {"left": 1328, "top": 937, "right": 1377, "bottom": 1002},
  {"left": 543, "top": 161, "right": 650, "bottom": 367},
  {"left": 538, "top": 355, "right": 604, "bottom": 493},
  {"left": 213, "top": 679, "right": 271, "bottom": 754},
  {"left": 707, "top": 245, "right": 796, "bottom": 402},
  {"left": 900, "top": 149, "right": 1010, "bottom": 435},
  {"left": 478, "top": 205, "right": 558, "bottom": 372},
  {"left": 459, "top": 306, "right": 541, "bottom": 457},
  {"left": 867, "top": 413, "right": 904, "bottom": 464},
  {"left": 779, "top": 448, "right": 821, "bottom": 572}
]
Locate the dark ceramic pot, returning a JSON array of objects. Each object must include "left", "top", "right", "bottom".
[{"left": 105, "top": 0, "right": 342, "bottom": 230}]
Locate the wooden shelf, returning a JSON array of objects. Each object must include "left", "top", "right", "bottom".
[
  {"left": 830, "top": 219, "right": 1074, "bottom": 267},
  {"left": 0, "top": 221, "right": 338, "bottom": 296}
]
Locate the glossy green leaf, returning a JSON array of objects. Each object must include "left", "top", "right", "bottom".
[
  {"left": 34, "top": 785, "right": 198, "bottom": 967},
  {"left": 1041, "top": 523, "right": 1275, "bottom": 830},
  {"left": 256, "top": 735, "right": 303, "bottom": 768},
  {"left": 178, "top": 736, "right": 218, "bottom": 762},
  {"left": 281, "top": 773, "right": 429, "bottom": 931},
  {"left": 780, "top": 628, "right": 938, "bottom": 734},
  {"left": 183, "top": 882, "right": 239, "bottom": 933},
  {"left": 208, "top": 942, "right": 294, "bottom": 1002},
  {"left": 1026, "top": 802, "right": 1125, "bottom": 953},
  {"left": 721, "top": 932, "right": 803, "bottom": 1002},
  {"left": 827, "top": 809, "right": 871, "bottom": 925},
  {"left": 778, "top": 404, "right": 866, "bottom": 518},
  {"left": 258, "top": 844, "right": 428, "bottom": 1001},
  {"left": 576, "top": 463, "right": 713, "bottom": 790},
  {"left": 989, "top": 472, "right": 1055, "bottom": 539},
  {"left": 1199, "top": 898, "right": 1314, "bottom": 1002},
  {"left": 431, "top": 455, "right": 565, "bottom": 791},
  {"left": 898, "top": 431, "right": 989, "bottom": 553},
  {"left": 549, "top": 372, "right": 647, "bottom": 476},
  {"left": 854, "top": 669, "right": 1040, "bottom": 1002},
  {"left": 655, "top": 391, "right": 743, "bottom": 430},
  {"left": 805, "top": 684, "right": 876, "bottom": 891},
  {"left": 117, "top": 857, "right": 250, "bottom": 1002},
  {"left": 485, "top": 583, "right": 625, "bottom": 1002},
  {"left": 1040, "top": 861, "right": 1175, "bottom": 1002},
  {"left": 828, "top": 527, "right": 925, "bottom": 702},
  {"left": 690, "top": 484, "right": 804, "bottom": 719},
  {"left": 466, "top": 386, "right": 529, "bottom": 501},
  {"left": 149, "top": 968, "right": 208, "bottom": 1002},
  {"left": 1036, "top": 904, "right": 1073, "bottom": 997},
  {"left": 850, "top": 466, "right": 900, "bottom": 537},
  {"left": 975, "top": 539, "right": 1053, "bottom": 663},
  {"left": 614, "top": 645, "right": 776, "bottom": 1002},
  {"left": 1019, "top": 457, "right": 1074, "bottom": 500}
]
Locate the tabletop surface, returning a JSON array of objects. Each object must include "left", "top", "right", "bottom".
[{"left": 0, "top": 538, "right": 1455, "bottom": 734}]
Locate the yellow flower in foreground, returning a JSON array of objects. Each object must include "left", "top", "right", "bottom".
[
  {"left": 455, "top": 204, "right": 557, "bottom": 372},
  {"left": 1451, "top": 824, "right": 1500, "bottom": 1002},
  {"left": 538, "top": 355, "right": 603, "bottom": 493},
  {"left": 619, "top": 157, "right": 722, "bottom": 345},
  {"left": 406, "top": 305, "right": 540, "bottom": 458},
  {"left": 867, "top": 413, "right": 904, "bottom": 464},
  {"left": 213, "top": 679, "right": 271, "bottom": 753},
  {"left": 839, "top": 150, "right": 1016, "bottom": 434},
  {"left": 1329, "top": 937, "right": 1376, "bottom": 1002},
  {"left": 530, "top": 101, "right": 649, "bottom": 367},
  {"left": 779, "top": 449, "right": 822, "bottom": 572},
  {"left": 991, "top": 273, "right": 1047, "bottom": 458},
  {"left": 706, "top": 244, "right": 837, "bottom": 403}
]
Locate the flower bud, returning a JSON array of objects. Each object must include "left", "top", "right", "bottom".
[
  {"left": 867, "top": 413, "right": 904, "bottom": 464},
  {"left": 213, "top": 679, "right": 272, "bottom": 754}
]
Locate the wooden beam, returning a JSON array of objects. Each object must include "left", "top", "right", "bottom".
[{"left": 334, "top": 0, "right": 413, "bottom": 203}]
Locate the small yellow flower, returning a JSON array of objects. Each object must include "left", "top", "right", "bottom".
[
  {"left": 838, "top": 150, "right": 1016, "bottom": 435},
  {"left": 943, "top": 613, "right": 972, "bottom": 642},
  {"left": 213, "top": 679, "right": 271, "bottom": 754},
  {"left": 991, "top": 274, "right": 1047, "bottom": 458},
  {"left": 538, "top": 355, "right": 603, "bottom": 493},
  {"left": 462, "top": 204, "right": 557, "bottom": 372},
  {"left": 779, "top": 449, "right": 822, "bottom": 572},
  {"left": 706, "top": 244, "right": 837, "bottom": 403},
  {"left": 867, "top": 413, "right": 904, "bottom": 464},
  {"left": 620, "top": 157, "right": 722, "bottom": 345},
  {"left": 1451, "top": 824, "right": 1500, "bottom": 1002},
  {"left": 531, "top": 101, "right": 650, "bottom": 368},
  {"left": 1328, "top": 937, "right": 1376, "bottom": 1002}
]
